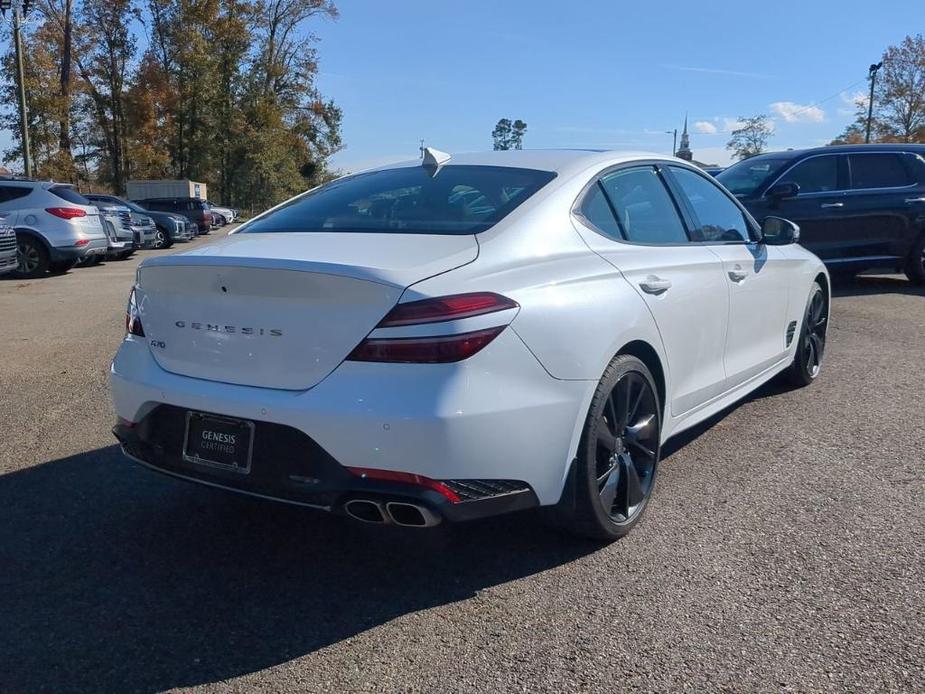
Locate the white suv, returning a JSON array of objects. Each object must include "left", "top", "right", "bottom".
[{"left": 0, "top": 178, "right": 108, "bottom": 278}]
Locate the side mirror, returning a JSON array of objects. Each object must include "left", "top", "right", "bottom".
[
  {"left": 761, "top": 216, "right": 800, "bottom": 245},
  {"left": 767, "top": 181, "right": 800, "bottom": 199}
]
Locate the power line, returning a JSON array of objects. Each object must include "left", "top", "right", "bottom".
[{"left": 782, "top": 77, "right": 870, "bottom": 119}]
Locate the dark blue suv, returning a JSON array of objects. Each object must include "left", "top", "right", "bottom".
[{"left": 717, "top": 144, "right": 925, "bottom": 283}]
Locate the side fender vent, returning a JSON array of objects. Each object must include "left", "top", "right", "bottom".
[{"left": 785, "top": 320, "right": 798, "bottom": 347}]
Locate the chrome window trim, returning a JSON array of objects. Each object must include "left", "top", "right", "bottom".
[
  {"left": 766, "top": 150, "right": 922, "bottom": 197},
  {"left": 571, "top": 159, "right": 756, "bottom": 247}
]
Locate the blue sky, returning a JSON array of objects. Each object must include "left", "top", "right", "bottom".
[
  {"left": 2, "top": 0, "right": 919, "bottom": 172},
  {"left": 317, "top": 0, "right": 919, "bottom": 171}
]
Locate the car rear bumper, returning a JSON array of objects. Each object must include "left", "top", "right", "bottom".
[
  {"left": 50, "top": 237, "right": 109, "bottom": 262},
  {"left": 112, "top": 408, "right": 540, "bottom": 523},
  {"left": 110, "top": 329, "right": 593, "bottom": 512}
]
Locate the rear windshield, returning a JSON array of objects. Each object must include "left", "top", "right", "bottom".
[
  {"left": 50, "top": 185, "right": 91, "bottom": 205},
  {"left": 716, "top": 157, "right": 790, "bottom": 197},
  {"left": 241, "top": 165, "right": 557, "bottom": 235}
]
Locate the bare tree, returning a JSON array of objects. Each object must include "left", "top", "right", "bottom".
[{"left": 726, "top": 115, "right": 773, "bottom": 160}]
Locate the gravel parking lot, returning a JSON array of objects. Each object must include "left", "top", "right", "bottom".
[{"left": 1, "top": 230, "right": 923, "bottom": 693}]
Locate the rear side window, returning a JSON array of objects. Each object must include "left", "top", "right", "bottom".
[
  {"left": 598, "top": 167, "right": 688, "bottom": 244},
  {"left": 579, "top": 184, "right": 623, "bottom": 239},
  {"left": 242, "top": 165, "right": 557, "bottom": 235},
  {"left": 0, "top": 185, "right": 31, "bottom": 204},
  {"left": 780, "top": 156, "right": 839, "bottom": 194},
  {"left": 670, "top": 167, "right": 752, "bottom": 243},
  {"left": 50, "top": 185, "right": 91, "bottom": 205},
  {"left": 849, "top": 153, "right": 913, "bottom": 189}
]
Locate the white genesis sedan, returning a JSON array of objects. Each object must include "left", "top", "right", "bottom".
[{"left": 111, "top": 149, "right": 829, "bottom": 540}]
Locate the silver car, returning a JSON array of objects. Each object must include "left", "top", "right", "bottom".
[{"left": 0, "top": 178, "right": 108, "bottom": 277}]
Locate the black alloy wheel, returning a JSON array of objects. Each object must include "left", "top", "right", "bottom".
[
  {"left": 559, "top": 354, "right": 662, "bottom": 541},
  {"left": 786, "top": 281, "right": 828, "bottom": 387},
  {"left": 595, "top": 371, "right": 660, "bottom": 524}
]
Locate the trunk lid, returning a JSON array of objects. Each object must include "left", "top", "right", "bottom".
[{"left": 136, "top": 232, "right": 478, "bottom": 390}]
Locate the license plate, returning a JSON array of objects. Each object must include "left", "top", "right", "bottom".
[{"left": 182, "top": 412, "right": 254, "bottom": 473}]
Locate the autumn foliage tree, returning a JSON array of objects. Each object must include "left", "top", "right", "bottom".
[
  {"left": 832, "top": 34, "right": 925, "bottom": 145},
  {"left": 1, "top": 0, "right": 342, "bottom": 210}
]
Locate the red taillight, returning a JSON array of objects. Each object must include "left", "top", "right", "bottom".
[
  {"left": 46, "top": 207, "right": 87, "bottom": 219},
  {"left": 378, "top": 292, "right": 518, "bottom": 327},
  {"left": 347, "top": 326, "right": 505, "bottom": 363},
  {"left": 346, "top": 467, "right": 461, "bottom": 503},
  {"left": 74, "top": 239, "right": 90, "bottom": 247},
  {"left": 126, "top": 288, "right": 145, "bottom": 337}
]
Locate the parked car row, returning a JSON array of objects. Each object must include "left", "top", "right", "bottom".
[
  {"left": 716, "top": 143, "right": 925, "bottom": 283},
  {"left": 0, "top": 176, "right": 236, "bottom": 278}
]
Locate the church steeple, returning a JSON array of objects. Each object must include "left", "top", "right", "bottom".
[{"left": 676, "top": 113, "right": 693, "bottom": 161}]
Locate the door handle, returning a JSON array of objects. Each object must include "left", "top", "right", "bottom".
[
  {"left": 639, "top": 276, "right": 672, "bottom": 295},
  {"left": 905, "top": 197, "right": 925, "bottom": 204},
  {"left": 820, "top": 202, "right": 844, "bottom": 209},
  {"left": 728, "top": 267, "right": 748, "bottom": 282}
]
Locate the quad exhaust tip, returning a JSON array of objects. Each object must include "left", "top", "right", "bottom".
[{"left": 344, "top": 499, "right": 441, "bottom": 528}]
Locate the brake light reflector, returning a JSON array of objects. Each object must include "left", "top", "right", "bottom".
[
  {"left": 74, "top": 239, "right": 90, "bottom": 247},
  {"left": 377, "top": 292, "right": 518, "bottom": 327},
  {"left": 347, "top": 326, "right": 505, "bottom": 363},
  {"left": 346, "top": 467, "right": 461, "bottom": 503},
  {"left": 46, "top": 207, "right": 87, "bottom": 219}
]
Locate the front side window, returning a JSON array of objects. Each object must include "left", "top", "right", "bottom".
[
  {"left": 598, "top": 167, "right": 688, "bottom": 244},
  {"left": 849, "top": 153, "right": 912, "bottom": 189},
  {"left": 779, "top": 156, "right": 839, "bottom": 194},
  {"left": 670, "top": 166, "right": 751, "bottom": 242},
  {"left": 242, "top": 165, "right": 557, "bottom": 235}
]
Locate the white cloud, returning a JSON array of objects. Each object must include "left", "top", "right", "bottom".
[
  {"left": 693, "top": 121, "right": 717, "bottom": 134},
  {"left": 770, "top": 101, "right": 825, "bottom": 123},
  {"left": 838, "top": 90, "right": 868, "bottom": 117}
]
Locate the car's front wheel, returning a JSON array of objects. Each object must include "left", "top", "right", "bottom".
[
  {"left": 557, "top": 354, "right": 662, "bottom": 541},
  {"left": 786, "top": 281, "right": 828, "bottom": 387},
  {"left": 151, "top": 229, "right": 166, "bottom": 249}
]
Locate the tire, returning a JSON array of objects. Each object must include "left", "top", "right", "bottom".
[
  {"left": 785, "top": 281, "right": 828, "bottom": 388},
  {"left": 12, "top": 235, "right": 49, "bottom": 278},
  {"left": 151, "top": 229, "right": 166, "bottom": 249},
  {"left": 117, "top": 250, "right": 135, "bottom": 260},
  {"left": 555, "top": 354, "right": 662, "bottom": 541},
  {"left": 904, "top": 234, "right": 925, "bottom": 285},
  {"left": 48, "top": 259, "right": 78, "bottom": 274}
]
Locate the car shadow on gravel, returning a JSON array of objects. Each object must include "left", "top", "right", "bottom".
[
  {"left": 830, "top": 273, "right": 925, "bottom": 298},
  {"left": 0, "top": 445, "right": 594, "bottom": 692}
]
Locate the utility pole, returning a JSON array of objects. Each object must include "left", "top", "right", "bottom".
[
  {"left": 665, "top": 129, "right": 677, "bottom": 156},
  {"left": 1, "top": 0, "right": 34, "bottom": 177},
  {"left": 865, "top": 61, "right": 883, "bottom": 144}
]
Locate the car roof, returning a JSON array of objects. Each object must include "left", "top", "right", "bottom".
[
  {"left": 739, "top": 143, "right": 925, "bottom": 165},
  {"left": 363, "top": 149, "right": 683, "bottom": 178}
]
